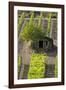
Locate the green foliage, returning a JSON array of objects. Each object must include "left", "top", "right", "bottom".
[
  {"left": 47, "top": 13, "right": 52, "bottom": 37},
  {"left": 18, "top": 11, "right": 57, "bottom": 18},
  {"left": 20, "top": 23, "right": 30, "bottom": 41},
  {"left": 19, "top": 11, "right": 57, "bottom": 41},
  {"left": 51, "top": 12, "right": 57, "bottom": 18},
  {"left": 42, "top": 12, "right": 57, "bottom": 18},
  {"left": 38, "top": 12, "right": 43, "bottom": 29},
  {"left": 18, "top": 13, "right": 25, "bottom": 31},
  {"left": 19, "top": 12, "right": 34, "bottom": 41},
  {"left": 54, "top": 56, "right": 58, "bottom": 77},
  {"left": 29, "top": 12, "right": 34, "bottom": 26},
  {"left": 28, "top": 54, "right": 48, "bottom": 79},
  {"left": 18, "top": 56, "right": 22, "bottom": 73},
  {"left": 20, "top": 12, "right": 46, "bottom": 41}
]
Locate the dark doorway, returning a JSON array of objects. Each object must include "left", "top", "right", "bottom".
[{"left": 39, "top": 40, "right": 43, "bottom": 48}]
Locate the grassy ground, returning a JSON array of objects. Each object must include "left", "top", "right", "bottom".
[
  {"left": 18, "top": 56, "right": 22, "bottom": 76},
  {"left": 54, "top": 56, "right": 58, "bottom": 77},
  {"left": 18, "top": 54, "right": 58, "bottom": 79},
  {"left": 28, "top": 53, "right": 48, "bottom": 79}
]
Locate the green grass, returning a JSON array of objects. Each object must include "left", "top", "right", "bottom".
[
  {"left": 54, "top": 56, "right": 58, "bottom": 77},
  {"left": 18, "top": 56, "right": 22, "bottom": 73},
  {"left": 28, "top": 54, "right": 48, "bottom": 79}
]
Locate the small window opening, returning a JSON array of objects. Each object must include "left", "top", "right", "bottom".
[{"left": 39, "top": 40, "right": 43, "bottom": 48}]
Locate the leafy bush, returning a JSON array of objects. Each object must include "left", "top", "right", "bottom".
[
  {"left": 28, "top": 54, "right": 48, "bottom": 79},
  {"left": 18, "top": 13, "right": 25, "bottom": 31},
  {"left": 20, "top": 12, "right": 46, "bottom": 41},
  {"left": 19, "top": 12, "right": 34, "bottom": 41},
  {"left": 19, "top": 12, "right": 57, "bottom": 41}
]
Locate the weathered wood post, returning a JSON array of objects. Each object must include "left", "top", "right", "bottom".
[
  {"left": 19, "top": 41, "right": 32, "bottom": 79},
  {"left": 22, "top": 41, "right": 32, "bottom": 65}
]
